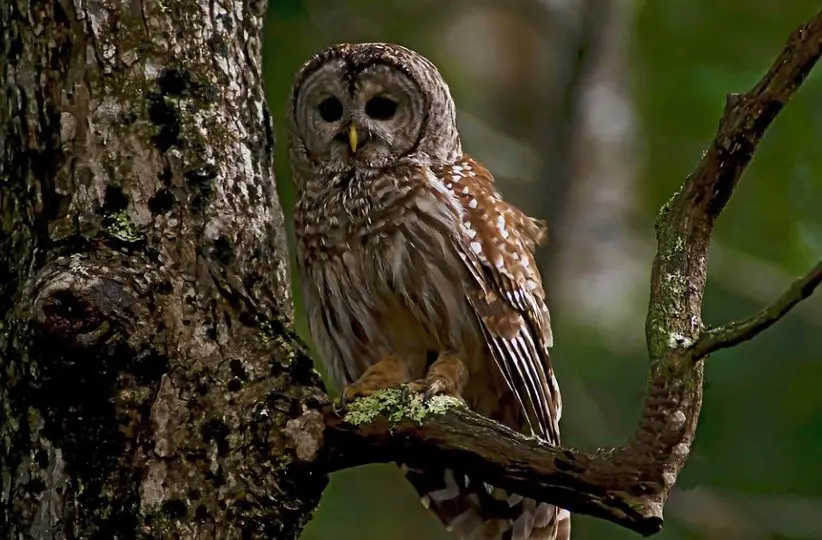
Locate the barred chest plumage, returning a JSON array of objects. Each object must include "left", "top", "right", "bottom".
[{"left": 295, "top": 163, "right": 486, "bottom": 391}]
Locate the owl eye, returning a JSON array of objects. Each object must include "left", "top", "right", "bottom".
[
  {"left": 365, "top": 96, "right": 397, "bottom": 120},
  {"left": 318, "top": 97, "right": 343, "bottom": 122}
]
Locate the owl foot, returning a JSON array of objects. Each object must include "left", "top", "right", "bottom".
[
  {"left": 406, "top": 351, "right": 468, "bottom": 404},
  {"left": 339, "top": 354, "right": 410, "bottom": 411}
]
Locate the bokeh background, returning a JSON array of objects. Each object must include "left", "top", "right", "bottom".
[{"left": 262, "top": 1, "right": 822, "bottom": 538}]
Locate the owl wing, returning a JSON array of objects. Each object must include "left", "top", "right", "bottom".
[
  {"left": 436, "top": 156, "right": 561, "bottom": 443},
  {"left": 406, "top": 156, "right": 567, "bottom": 539}
]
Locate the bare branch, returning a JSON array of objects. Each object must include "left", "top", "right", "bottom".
[
  {"left": 646, "top": 9, "right": 822, "bottom": 360},
  {"left": 311, "top": 9, "right": 822, "bottom": 536},
  {"left": 691, "top": 260, "right": 822, "bottom": 358}
]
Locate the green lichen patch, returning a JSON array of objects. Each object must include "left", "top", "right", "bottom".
[
  {"left": 104, "top": 210, "right": 142, "bottom": 242},
  {"left": 343, "top": 387, "right": 462, "bottom": 428}
]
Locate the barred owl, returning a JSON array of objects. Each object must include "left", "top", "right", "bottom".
[{"left": 287, "top": 43, "right": 569, "bottom": 540}]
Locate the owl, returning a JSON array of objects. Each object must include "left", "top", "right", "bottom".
[{"left": 287, "top": 43, "right": 570, "bottom": 540}]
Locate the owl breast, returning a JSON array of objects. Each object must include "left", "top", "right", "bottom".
[{"left": 295, "top": 164, "right": 491, "bottom": 396}]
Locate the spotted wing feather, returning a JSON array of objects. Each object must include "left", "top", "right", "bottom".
[
  {"left": 436, "top": 156, "right": 561, "bottom": 442},
  {"left": 402, "top": 157, "right": 569, "bottom": 540}
]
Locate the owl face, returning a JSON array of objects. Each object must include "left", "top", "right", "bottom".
[
  {"left": 287, "top": 43, "right": 462, "bottom": 179},
  {"left": 292, "top": 58, "right": 426, "bottom": 170}
]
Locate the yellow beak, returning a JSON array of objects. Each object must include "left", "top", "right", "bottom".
[{"left": 348, "top": 124, "right": 359, "bottom": 153}]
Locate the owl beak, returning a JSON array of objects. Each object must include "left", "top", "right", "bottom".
[{"left": 348, "top": 124, "right": 359, "bottom": 153}]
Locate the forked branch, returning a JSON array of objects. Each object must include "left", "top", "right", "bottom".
[
  {"left": 691, "top": 260, "right": 822, "bottom": 359},
  {"left": 310, "top": 9, "right": 822, "bottom": 536}
]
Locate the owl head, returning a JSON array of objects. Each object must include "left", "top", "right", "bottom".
[{"left": 287, "top": 43, "right": 462, "bottom": 182}]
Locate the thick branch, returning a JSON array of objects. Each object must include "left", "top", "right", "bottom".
[
  {"left": 691, "top": 260, "right": 822, "bottom": 358},
  {"left": 318, "top": 391, "right": 663, "bottom": 536},
  {"left": 314, "top": 9, "right": 822, "bottom": 536}
]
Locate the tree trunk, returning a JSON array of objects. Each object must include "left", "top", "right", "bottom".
[{"left": 0, "top": 1, "right": 326, "bottom": 538}]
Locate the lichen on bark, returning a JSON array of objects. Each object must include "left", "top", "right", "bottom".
[{"left": 342, "top": 388, "right": 463, "bottom": 427}]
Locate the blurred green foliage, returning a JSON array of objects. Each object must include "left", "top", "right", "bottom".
[{"left": 263, "top": 1, "right": 822, "bottom": 538}]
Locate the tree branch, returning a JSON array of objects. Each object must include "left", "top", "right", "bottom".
[
  {"left": 691, "top": 260, "right": 822, "bottom": 358},
  {"left": 307, "top": 9, "right": 822, "bottom": 536},
  {"left": 318, "top": 391, "right": 664, "bottom": 535}
]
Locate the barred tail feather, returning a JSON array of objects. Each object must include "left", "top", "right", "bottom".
[{"left": 401, "top": 465, "right": 571, "bottom": 540}]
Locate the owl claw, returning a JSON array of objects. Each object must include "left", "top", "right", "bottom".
[
  {"left": 338, "top": 354, "right": 410, "bottom": 414},
  {"left": 423, "top": 384, "right": 443, "bottom": 405},
  {"left": 405, "top": 379, "right": 425, "bottom": 396},
  {"left": 337, "top": 384, "right": 365, "bottom": 413},
  {"left": 339, "top": 383, "right": 377, "bottom": 410},
  {"left": 399, "top": 383, "right": 413, "bottom": 405},
  {"left": 408, "top": 351, "right": 468, "bottom": 405},
  {"left": 332, "top": 397, "right": 348, "bottom": 417},
  {"left": 406, "top": 377, "right": 461, "bottom": 405},
  {"left": 424, "top": 377, "right": 460, "bottom": 404}
]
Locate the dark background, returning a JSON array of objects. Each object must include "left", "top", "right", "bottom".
[{"left": 263, "top": 1, "right": 822, "bottom": 538}]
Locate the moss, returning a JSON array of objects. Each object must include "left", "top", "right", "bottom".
[
  {"left": 343, "top": 387, "right": 462, "bottom": 428},
  {"left": 104, "top": 210, "right": 141, "bottom": 242}
]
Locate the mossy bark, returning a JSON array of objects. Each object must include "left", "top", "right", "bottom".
[{"left": 0, "top": 1, "right": 327, "bottom": 538}]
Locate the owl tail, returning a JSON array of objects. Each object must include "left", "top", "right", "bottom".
[{"left": 401, "top": 464, "right": 571, "bottom": 540}]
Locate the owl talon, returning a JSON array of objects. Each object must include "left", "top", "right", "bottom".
[
  {"left": 404, "top": 379, "right": 435, "bottom": 403},
  {"left": 422, "top": 377, "right": 462, "bottom": 404},
  {"left": 399, "top": 383, "right": 415, "bottom": 405},
  {"left": 423, "top": 378, "right": 451, "bottom": 404},
  {"left": 405, "top": 377, "right": 464, "bottom": 406},
  {"left": 332, "top": 398, "right": 348, "bottom": 416},
  {"left": 340, "top": 381, "right": 379, "bottom": 407},
  {"left": 337, "top": 384, "right": 373, "bottom": 414},
  {"left": 405, "top": 379, "right": 426, "bottom": 396},
  {"left": 410, "top": 351, "right": 468, "bottom": 405},
  {"left": 338, "top": 354, "right": 411, "bottom": 412}
]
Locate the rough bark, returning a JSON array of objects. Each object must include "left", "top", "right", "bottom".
[{"left": 0, "top": 1, "right": 327, "bottom": 538}]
